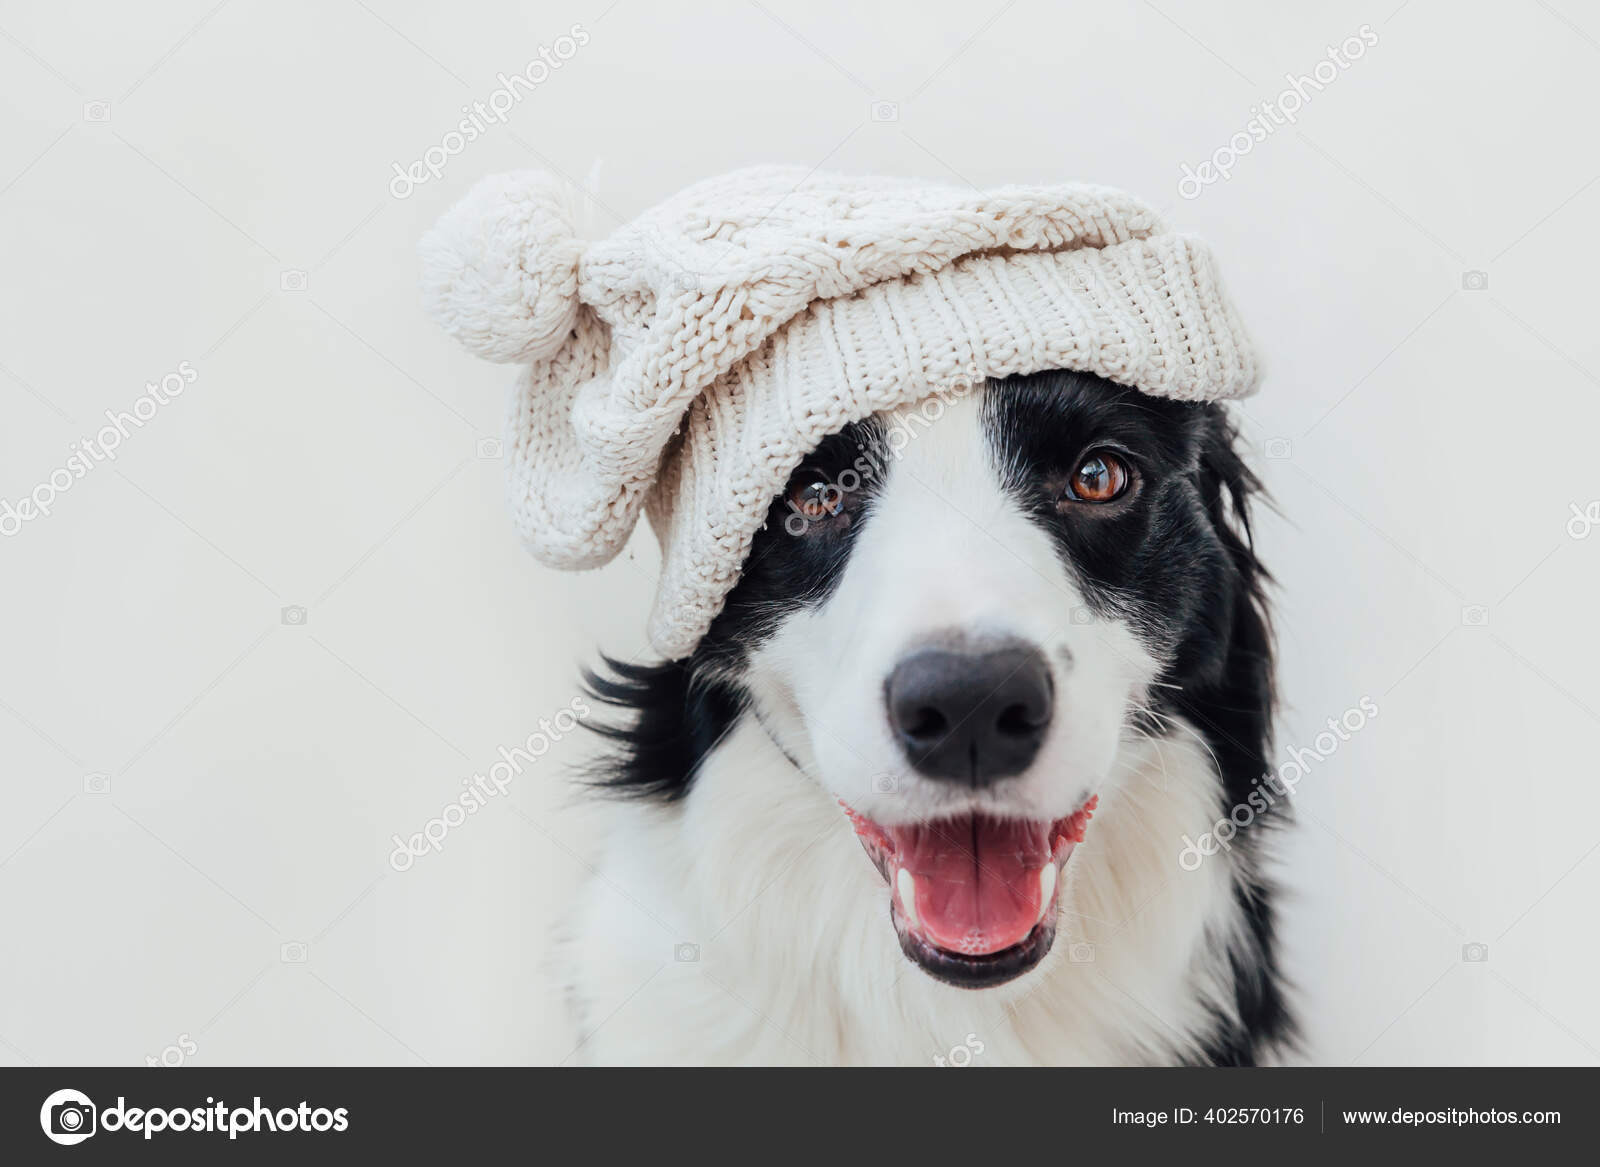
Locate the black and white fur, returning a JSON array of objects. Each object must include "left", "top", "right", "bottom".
[{"left": 561, "top": 369, "right": 1293, "bottom": 1065}]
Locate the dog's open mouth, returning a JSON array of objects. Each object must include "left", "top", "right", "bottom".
[{"left": 843, "top": 797, "right": 1096, "bottom": 988}]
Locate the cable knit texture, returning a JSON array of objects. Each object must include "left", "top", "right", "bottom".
[{"left": 420, "top": 165, "right": 1261, "bottom": 659}]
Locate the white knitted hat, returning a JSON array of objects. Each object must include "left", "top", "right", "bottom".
[{"left": 420, "top": 166, "right": 1260, "bottom": 659}]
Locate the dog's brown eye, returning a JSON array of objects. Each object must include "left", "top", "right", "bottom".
[
  {"left": 788, "top": 475, "right": 844, "bottom": 520},
  {"left": 1065, "top": 452, "right": 1129, "bottom": 503}
]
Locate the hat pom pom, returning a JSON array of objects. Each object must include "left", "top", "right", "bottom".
[{"left": 419, "top": 171, "right": 585, "bottom": 364}]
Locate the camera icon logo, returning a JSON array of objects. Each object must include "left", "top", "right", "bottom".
[
  {"left": 1461, "top": 942, "right": 1489, "bottom": 962},
  {"left": 476, "top": 436, "right": 503, "bottom": 460},
  {"left": 1461, "top": 270, "right": 1489, "bottom": 292},
  {"left": 1068, "top": 942, "right": 1096, "bottom": 963},
  {"left": 280, "top": 269, "right": 308, "bottom": 292},
  {"left": 1263, "top": 438, "right": 1293, "bottom": 461},
  {"left": 280, "top": 941, "right": 308, "bottom": 963},
  {"left": 83, "top": 772, "right": 111, "bottom": 795},
  {"left": 40, "top": 1089, "right": 97, "bottom": 1146},
  {"left": 1069, "top": 606, "right": 1095, "bottom": 626},
  {"left": 670, "top": 270, "right": 701, "bottom": 294},
  {"left": 82, "top": 101, "right": 111, "bottom": 123},
  {"left": 871, "top": 773, "right": 899, "bottom": 794},
  {"left": 870, "top": 100, "right": 900, "bottom": 122},
  {"left": 1460, "top": 604, "right": 1489, "bottom": 627},
  {"left": 281, "top": 605, "right": 308, "bottom": 626},
  {"left": 674, "top": 942, "right": 700, "bottom": 963}
]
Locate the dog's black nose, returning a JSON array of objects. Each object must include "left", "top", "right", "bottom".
[{"left": 885, "top": 644, "right": 1053, "bottom": 784}]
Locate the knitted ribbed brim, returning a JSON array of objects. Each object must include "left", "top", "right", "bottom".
[
  {"left": 421, "top": 166, "right": 1261, "bottom": 659},
  {"left": 642, "top": 235, "right": 1257, "bottom": 657}
]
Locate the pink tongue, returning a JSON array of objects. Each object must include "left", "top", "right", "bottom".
[{"left": 885, "top": 815, "right": 1052, "bottom": 955}]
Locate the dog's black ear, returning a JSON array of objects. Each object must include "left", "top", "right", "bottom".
[
  {"left": 579, "top": 656, "right": 743, "bottom": 802},
  {"left": 1196, "top": 409, "right": 1268, "bottom": 582},
  {"left": 1181, "top": 409, "right": 1296, "bottom": 1066},
  {"left": 1190, "top": 407, "right": 1275, "bottom": 757},
  {"left": 1182, "top": 410, "right": 1277, "bottom": 778}
]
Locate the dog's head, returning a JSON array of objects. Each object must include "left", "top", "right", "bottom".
[{"left": 597, "top": 368, "right": 1271, "bottom": 989}]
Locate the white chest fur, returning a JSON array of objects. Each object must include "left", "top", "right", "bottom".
[{"left": 559, "top": 717, "right": 1249, "bottom": 1066}]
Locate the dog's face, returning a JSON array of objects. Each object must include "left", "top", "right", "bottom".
[{"left": 696, "top": 370, "right": 1252, "bottom": 989}]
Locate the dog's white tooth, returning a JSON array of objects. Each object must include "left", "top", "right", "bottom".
[
  {"left": 897, "top": 868, "right": 920, "bottom": 930},
  {"left": 1036, "top": 863, "right": 1057, "bottom": 926}
]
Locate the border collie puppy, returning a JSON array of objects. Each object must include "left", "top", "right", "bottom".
[{"left": 562, "top": 368, "right": 1292, "bottom": 1066}]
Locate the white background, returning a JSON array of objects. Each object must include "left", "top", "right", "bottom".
[{"left": 2, "top": 0, "right": 1598, "bottom": 1066}]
